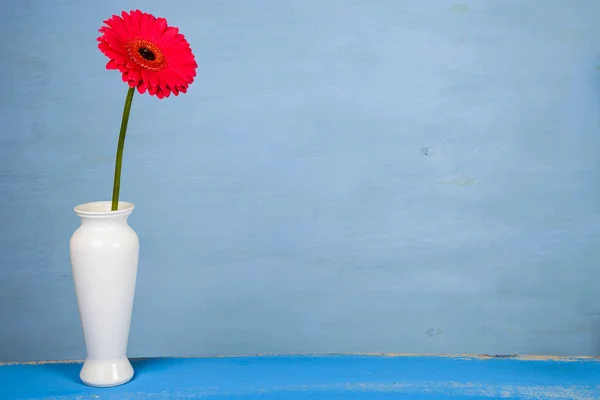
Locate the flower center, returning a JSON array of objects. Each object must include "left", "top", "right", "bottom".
[
  {"left": 126, "top": 39, "right": 166, "bottom": 71},
  {"left": 138, "top": 47, "right": 156, "bottom": 61}
]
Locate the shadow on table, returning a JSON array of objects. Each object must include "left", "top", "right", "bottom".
[
  {"left": 131, "top": 357, "right": 190, "bottom": 377},
  {"left": 35, "top": 362, "right": 82, "bottom": 385}
]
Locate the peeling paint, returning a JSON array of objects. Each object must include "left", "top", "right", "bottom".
[
  {"left": 441, "top": 174, "right": 477, "bottom": 186},
  {"left": 21, "top": 383, "right": 600, "bottom": 400},
  {"left": 2, "top": 353, "right": 598, "bottom": 367},
  {"left": 452, "top": 4, "right": 469, "bottom": 13}
]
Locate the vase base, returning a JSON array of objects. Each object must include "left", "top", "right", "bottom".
[{"left": 80, "top": 357, "right": 134, "bottom": 387}]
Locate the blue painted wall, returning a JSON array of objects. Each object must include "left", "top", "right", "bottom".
[{"left": 1, "top": 0, "right": 600, "bottom": 362}]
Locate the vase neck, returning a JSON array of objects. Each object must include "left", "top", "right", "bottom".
[
  {"left": 79, "top": 214, "right": 130, "bottom": 227},
  {"left": 74, "top": 201, "right": 135, "bottom": 227}
]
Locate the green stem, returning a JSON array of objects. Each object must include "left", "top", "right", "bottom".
[{"left": 111, "top": 87, "right": 135, "bottom": 211}]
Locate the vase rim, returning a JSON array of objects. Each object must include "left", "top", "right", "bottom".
[{"left": 74, "top": 201, "right": 135, "bottom": 218}]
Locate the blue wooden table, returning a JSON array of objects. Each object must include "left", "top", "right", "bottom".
[{"left": 1, "top": 355, "right": 599, "bottom": 399}]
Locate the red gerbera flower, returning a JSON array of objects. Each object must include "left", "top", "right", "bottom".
[{"left": 98, "top": 10, "right": 197, "bottom": 99}]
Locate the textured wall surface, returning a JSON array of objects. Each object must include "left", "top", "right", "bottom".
[{"left": 1, "top": 0, "right": 600, "bottom": 362}]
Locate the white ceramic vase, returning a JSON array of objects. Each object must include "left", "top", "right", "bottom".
[{"left": 70, "top": 201, "right": 139, "bottom": 387}]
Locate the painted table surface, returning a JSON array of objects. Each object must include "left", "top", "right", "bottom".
[{"left": 1, "top": 356, "right": 599, "bottom": 400}]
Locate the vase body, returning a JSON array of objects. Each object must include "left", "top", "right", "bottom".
[{"left": 70, "top": 201, "right": 139, "bottom": 387}]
